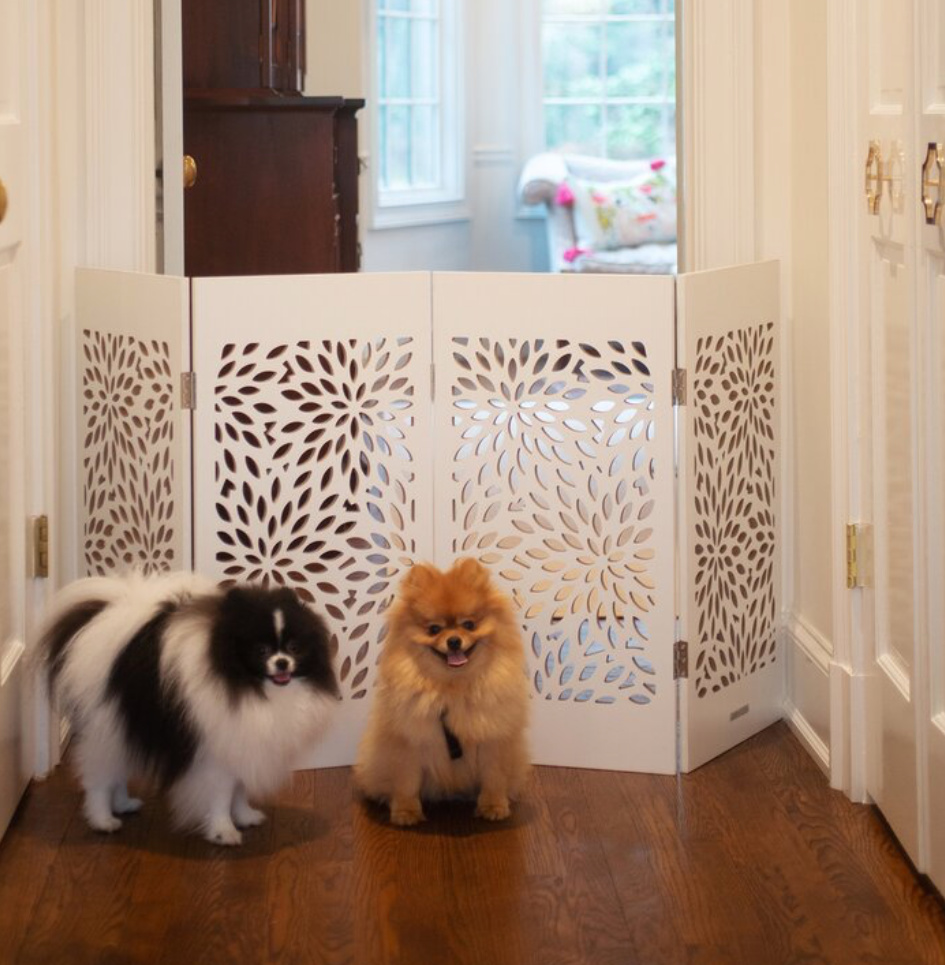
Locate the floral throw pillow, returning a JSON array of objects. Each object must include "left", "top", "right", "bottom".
[{"left": 566, "top": 160, "right": 677, "bottom": 251}]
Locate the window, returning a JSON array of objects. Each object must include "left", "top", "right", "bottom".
[
  {"left": 372, "top": 0, "right": 464, "bottom": 224},
  {"left": 541, "top": 0, "right": 675, "bottom": 160}
]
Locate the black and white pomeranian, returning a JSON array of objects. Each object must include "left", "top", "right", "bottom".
[{"left": 40, "top": 571, "right": 338, "bottom": 845}]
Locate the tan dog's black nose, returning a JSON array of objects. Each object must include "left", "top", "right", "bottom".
[{"left": 447, "top": 637, "right": 462, "bottom": 651}]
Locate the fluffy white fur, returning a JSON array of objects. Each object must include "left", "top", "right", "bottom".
[{"left": 47, "top": 571, "right": 336, "bottom": 845}]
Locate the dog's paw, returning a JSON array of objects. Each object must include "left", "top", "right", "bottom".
[
  {"left": 206, "top": 821, "right": 243, "bottom": 846},
  {"left": 233, "top": 804, "right": 266, "bottom": 828},
  {"left": 475, "top": 799, "right": 511, "bottom": 821},
  {"left": 88, "top": 814, "right": 123, "bottom": 833},
  {"left": 390, "top": 804, "right": 426, "bottom": 827}
]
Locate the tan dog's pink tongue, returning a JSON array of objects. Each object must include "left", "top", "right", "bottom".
[{"left": 447, "top": 651, "right": 468, "bottom": 667}]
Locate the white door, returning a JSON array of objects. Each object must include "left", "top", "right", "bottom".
[
  {"left": 0, "top": 0, "right": 32, "bottom": 841},
  {"left": 915, "top": 0, "right": 945, "bottom": 891},
  {"left": 676, "top": 261, "right": 782, "bottom": 771},
  {"left": 858, "top": 0, "right": 924, "bottom": 865}
]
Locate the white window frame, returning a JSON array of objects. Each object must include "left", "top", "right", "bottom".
[
  {"left": 368, "top": 0, "right": 468, "bottom": 230},
  {"left": 519, "top": 0, "right": 676, "bottom": 164}
]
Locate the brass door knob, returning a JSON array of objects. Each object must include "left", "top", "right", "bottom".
[
  {"left": 183, "top": 155, "right": 198, "bottom": 189},
  {"left": 0, "top": 177, "right": 7, "bottom": 225},
  {"left": 921, "top": 142, "right": 944, "bottom": 226}
]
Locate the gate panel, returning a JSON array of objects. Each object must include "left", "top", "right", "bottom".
[
  {"left": 191, "top": 274, "right": 433, "bottom": 766},
  {"left": 432, "top": 273, "right": 677, "bottom": 773},
  {"left": 76, "top": 269, "right": 191, "bottom": 575},
  {"left": 677, "top": 261, "right": 782, "bottom": 771}
]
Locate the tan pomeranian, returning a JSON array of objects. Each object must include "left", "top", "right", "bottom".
[{"left": 354, "top": 557, "right": 530, "bottom": 826}]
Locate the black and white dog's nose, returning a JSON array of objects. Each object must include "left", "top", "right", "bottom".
[
  {"left": 274, "top": 656, "right": 290, "bottom": 672},
  {"left": 447, "top": 636, "right": 462, "bottom": 651}
]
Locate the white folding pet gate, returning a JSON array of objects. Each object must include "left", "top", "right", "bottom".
[{"left": 76, "top": 263, "right": 780, "bottom": 775}]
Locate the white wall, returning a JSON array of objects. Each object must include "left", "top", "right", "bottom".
[{"left": 766, "top": 0, "right": 840, "bottom": 768}]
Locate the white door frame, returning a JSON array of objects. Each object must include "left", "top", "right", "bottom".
[{"left": 824, "top": 0, "right": 869, "bottom": 803}]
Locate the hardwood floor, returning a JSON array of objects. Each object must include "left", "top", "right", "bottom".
[{"left": 0, "top": 722, "right": 942, "bottom": 965}]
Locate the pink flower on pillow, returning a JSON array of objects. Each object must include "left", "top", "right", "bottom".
[
  {"left": 591, "top": 191, "right": 608, "bottom": 205},
  {"left": 636, "top": 212, "right": 657, "bottom": 223},
  {"left": 562, "top": 246, "right": 588, "bottom": 263},
  {"left": 554, "top": 182, "right": 575, "bottom": 206},
  {"left": 650, "top": 159, "right": 666, "bottom": 171}
]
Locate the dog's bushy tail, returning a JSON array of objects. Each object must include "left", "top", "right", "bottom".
[{"left": 38, "top": 576, "right": 125, "bottom": 686}]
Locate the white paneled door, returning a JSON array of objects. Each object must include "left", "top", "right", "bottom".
[
  {"left": 857, "top": 0, "right": 945, "bottom": 889},
  {"left": 915, "top": 0, "right": 945, "bottom": 892},
  {"left": 859, "top": 0, "right": 922, "bottom": 864},
  {"left": 0, "top": 0, "right": 31, "bottom": 842}
]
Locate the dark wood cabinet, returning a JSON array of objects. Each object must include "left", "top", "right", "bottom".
[
  {"left": 180, "top": 1, "right": 362, "bottom": 276},
  {"left": 182, "top": 0, "right": 304, "bottom": 94},
  {"left": 183, "top": 93, "right": 363, "bottom": 276}
]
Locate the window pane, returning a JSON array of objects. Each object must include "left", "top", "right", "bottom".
[
  {"left": 411, "top": 105, "right": 438, "bottom": 187},
  {"left": 545, "top": 103, "right": 603, "bottom": 155},
  {"left": 385, "top": 105, "right": 411, "bottom": 189},
  {"left": 606, "top": 104, "right": 663, "bottom": 158},
  {"left": 606, "top": 21, "right": 665, "bottom": 98},
  {"left": 543, "top": 23, "right": 603, "bottom": 98},
  {"left": 386, "top": 16, "right": 411, "bottom": 99},
  {"left": 411, "top": 17, "right": 437, "bottom": 99},
  {"left": 409, "top": 0, "right": 437, "bottom": 13},
  {"left": 377, "top": 16, "right": 387, "bottom": 98},
  {"left": 608, "top": 0, "right": 665, "bottom": 13},
  {"left": 379, "top": 0, "right": 411, "bottom": 12},
  {"left": 544, "top": 0, "right": 604, "bottom": 15}
]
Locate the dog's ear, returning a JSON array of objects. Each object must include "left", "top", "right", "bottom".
[
  {"left": 400, "top": 562, "right": 437, "bottom": 597},
  {"left": 453, "top": 557, "right": 490, "bottom": 588}
]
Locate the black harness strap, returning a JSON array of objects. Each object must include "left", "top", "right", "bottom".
[{"left": 440, "top": 713, "right": 463, "bottom": 760}]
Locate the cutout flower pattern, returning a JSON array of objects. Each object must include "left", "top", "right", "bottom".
[
  {"left": 82, "top": 330, "right": 176, "bottom": 575},
  {"left": 213, "top": 337, "right": 420, "bottom": 700},
  {"left": 450, "top": 337, "right": 659, "bottom": 705},
  {"left": 692, "top": 322, "right": 777, "bottom": 698}
]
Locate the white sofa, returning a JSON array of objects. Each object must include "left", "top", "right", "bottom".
[{"left": 518, "top": 152, "right": 678, "bottom": 275}]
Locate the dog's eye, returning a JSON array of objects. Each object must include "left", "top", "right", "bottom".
[
  {"left": 428, "top": 624, "right": 442, "bottom": 636},
  {"left": 257, "top": 644, "right": 269, "bottom": 657},
  {"left": 462, "top": 620, "right": 476, "bottom": 631},
  {"left": 285, "top": 640, "right": 300, "bottom": 656}
]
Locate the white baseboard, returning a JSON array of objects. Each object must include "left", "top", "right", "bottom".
[
  {"left": 784, "top": 698, "right": 830, "bottom": 775},
  {"left": 783, "top": 612, "right": 833, "bottom": 775}
]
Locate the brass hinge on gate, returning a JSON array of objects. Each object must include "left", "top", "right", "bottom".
[
  {"left": 673, "top": 640, "right": 689, "bottom": 679},
  {"left": 672, "top": 368, "right": 687, "bottom": 405},
  {"left": 181, "top": 372, "right": 196, "bottom": 410},
  {"left": 29, "top": 515, "right": 49, "bottom": 579},
  {"left": 845, "top": 523, "right": 872, "bottom": 589}
]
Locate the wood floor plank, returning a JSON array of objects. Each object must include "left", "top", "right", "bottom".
[
  {"left": 1, "top": 723, "right": 943, "bottom": 965},
  {"left": 0, "top": 768, "right": 78, "bottom": 964}
]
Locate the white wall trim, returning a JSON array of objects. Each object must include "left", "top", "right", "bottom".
[
  {"left": 82, "top": 0, "right": 156, "bottom": 272},
  {"left": 681, "top": 0, "right": 756, "bottom": 271},
  {"left": 786, "top": 610, "right": 833, "bottom": 674},
  {"left": 784, "top": 697, "right": 831, "bottom": 775},
  {"left": 826, "top": 0, "right": 867, "bottom": 801}
]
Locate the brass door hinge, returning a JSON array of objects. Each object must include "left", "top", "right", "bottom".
[
  {"left": 674, "top": 639, "right": 689, "bottom": 679},
  {"left": 29, "top": 515, "right": 49, "bottom": 578},
  {"left": 672, "top": 368, "right": 687, "bottom": 405},
  {"left": 846, "top": 523, "right": 872, "bottom": 588}
]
